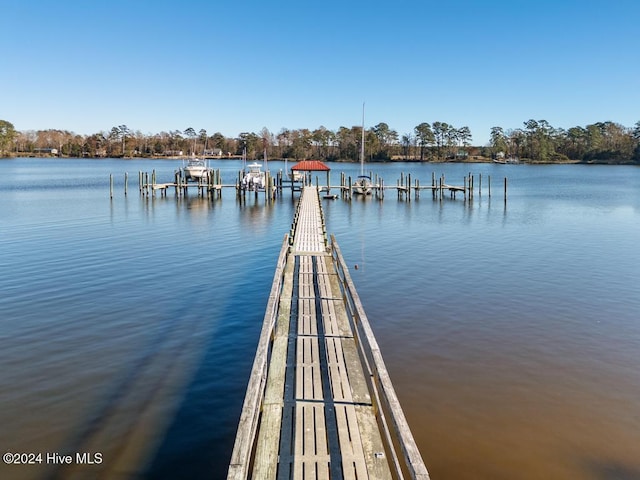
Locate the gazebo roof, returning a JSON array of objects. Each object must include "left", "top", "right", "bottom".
[{"left": 290, "top": 160, "right": 331, "bottom": 171}]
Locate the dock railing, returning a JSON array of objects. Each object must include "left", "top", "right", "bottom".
[
  {"left": 330, "top": 235, "right": 430, "bottom": 480},
  {"left": 227, "top": 234, "right": 290, "bottom": 480}
]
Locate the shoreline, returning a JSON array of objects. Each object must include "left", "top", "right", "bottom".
[{"left": 2, "top": 154, "right": 637, "bottom": 166}]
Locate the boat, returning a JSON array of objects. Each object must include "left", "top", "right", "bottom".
[
  {"left": 242, "top": 162, "right": 266, "bottom": 191},
  {"left": 184, "top": 157, "right": 208, "bottom": 180},
  {"left": 289, "top": 170, "right": 304, "bottom": 182},
  {"left": 353, "top": 175, "right": 372, "bottom": 194},
  {"left": 353, "top": 103, "right": 372, "bottom": 195},
  {"left": 493, "top": 155, "right": 520, "bottom": 164}
]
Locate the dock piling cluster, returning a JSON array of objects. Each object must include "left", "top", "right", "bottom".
[{"left": 111, "top": 168, "right": 508, "bottom": 203}]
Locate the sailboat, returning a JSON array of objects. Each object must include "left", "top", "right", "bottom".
[{"left": 353, "top": 103, "right": 372, "bottom": 195}]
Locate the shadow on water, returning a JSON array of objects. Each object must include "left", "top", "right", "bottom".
[
  {"left": 144, "top": 250, "right": 276, "bottom": 479},
  {"left": 583, "top": 458, "right": 640, "bottom": 480},
  {"left": 44, "top": 282, "right": 220, "bottom": 480}
]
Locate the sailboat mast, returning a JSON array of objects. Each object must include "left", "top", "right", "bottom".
[{"left": 360, "top": 102, "right": 365, "bottom": 175}]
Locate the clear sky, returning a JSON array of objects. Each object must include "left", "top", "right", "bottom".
[{"left": 1, "top": 0, "right": 638, "bottom": 145}]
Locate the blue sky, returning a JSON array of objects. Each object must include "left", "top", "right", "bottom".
[{"left": 1, "top": 0, "right": 638, "bottom": 144}]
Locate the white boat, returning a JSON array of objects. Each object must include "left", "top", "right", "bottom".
[
  {"left": 184, "top": 157, "right": 208, "bottom": 180},
  {"left": 242, "top": 162, "right": 266, "bottom": 191},
  {"left": 353, "top": 175, "right": 372, "bottom": 194},
  {"left": 493, "top": 157, "right": 520, "bottom": 164},
  {"left": 289, "top": 170, "right": 304, "bottom": 182},
  {"left": 353, "top": 103, "right": 372, "bottom": 195}
]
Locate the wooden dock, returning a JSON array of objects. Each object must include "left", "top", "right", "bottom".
[
  {"left": 228, "top": 186, "right": 429, "bottom": 480},
  {"left": 113, "top": 168, "right": 507, "bottom": 203}
]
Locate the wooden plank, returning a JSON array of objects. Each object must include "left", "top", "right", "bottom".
[
  {"left": 287, "top": 402, "right": 332, "bottom": 480},
  {"left": 334, "top": 404, "right": 368, "bottom": 480},
  {"left": 295, "top": 337, "right": 322, "bottom": 401},
  {"left": 298, "top": 298, "right": 317, "bottom": 336},
  {"left": 251, "top": 404, "right": 283, "bottom": 480},
  {"left": 354, "top": 404, "right": 394, "bottom": 480},
  {"left": 251, "top": 252, "right": 296, "bottom": 480},
  {"left": 321, "top": 256, "right": 353, "bottom": 338},
  {"left": 339, "top": 336, "right": 372, "bottom": 406},
  {"left": 325, "top": 337, "right": 351, "bottom": 403},
  {"left": 320, "top": 298, "right": 339, "bottom": 337}
]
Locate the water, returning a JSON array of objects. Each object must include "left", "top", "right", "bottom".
[{"left": 1, "top": 158, "right": 639, "bottom": 479}]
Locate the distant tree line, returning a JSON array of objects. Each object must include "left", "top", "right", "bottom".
[
  {"left": 489, "top": 119, "right": 640, "bottom": 163},
  {"left": 1, "top": 118, "right": 639, "bottom": 163}
]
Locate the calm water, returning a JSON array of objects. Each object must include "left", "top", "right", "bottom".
[{"left": 1, "top": 158, "right": 639, "bottom": 480}]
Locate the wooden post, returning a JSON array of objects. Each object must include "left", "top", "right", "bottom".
[
  {"left": 271, "top": 173, "right": 276, "bottom": 200},
  {"left": 269, "top": 172, "right": 273, "bottom": 201},
  {"left": 504, "top": 177, "right": 508, "bottom": 201},
  {"left": 265, "top": 172, "right": 269, "bottom": 201},
  {"left": 264, "top": 172, "right": 268, "bottom": 200},
  {"left": 488, "top": 175, "right": 492, "bottom": 197},
  {"left": 124, "top": 172, "right": 128, "bottom": 196},
  {"left": 431, "top": 171, "right": 436, "bottom": 199},
  {"left": 110, "top": 174, "right": 113, "bottom": 198},
  {"left": 479, "top": 173, "right": 482, "bottom": 196},
  {"left": 463, "top": 176, "right": 467, "bottom": 201},
  {"left": 344, "top": 172, "right": 347, "bottom": 198}
]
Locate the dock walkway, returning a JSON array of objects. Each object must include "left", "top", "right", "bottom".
[{"left": 228, "top": 187, "right": 429, "bottom": 480}]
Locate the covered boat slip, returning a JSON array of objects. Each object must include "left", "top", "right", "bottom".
[{"left": 228, "top": 187, "right": 429, "bottom": 480}]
